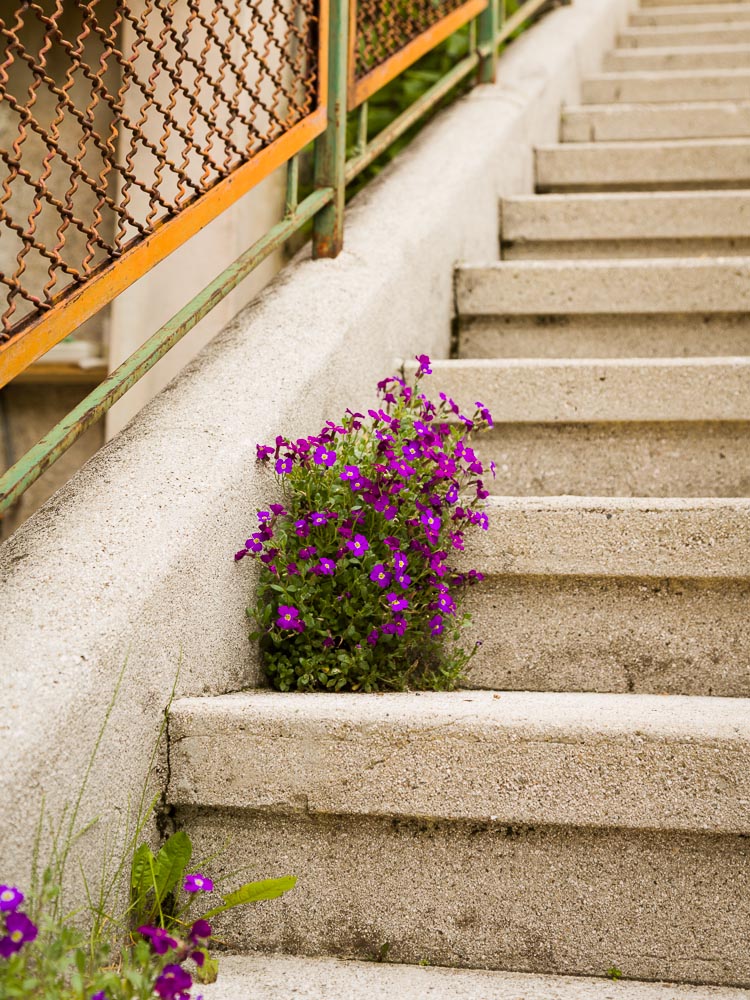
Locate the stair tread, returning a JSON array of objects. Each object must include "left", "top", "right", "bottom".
[{"left": 201, "top": 955, "right": 750, "bottom": 1000}]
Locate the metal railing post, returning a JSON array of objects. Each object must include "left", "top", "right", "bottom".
[
  {"left": 477, "top": 0, "right": 500, "bottom": 83},
  {"left": 312, "top": 0, "right": 351, "bottom": 258}
]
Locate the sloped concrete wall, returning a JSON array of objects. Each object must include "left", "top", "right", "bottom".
[{"left": 0, "top": 0, "right": 635, "bottom": 888}]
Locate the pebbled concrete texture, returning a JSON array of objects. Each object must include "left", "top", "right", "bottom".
[
  {"left": 179, "top": 808, "right": 750, "bottom": 986},
  {"left": 0, "top": 0, "right": 639, "bottom": 887},
  {"left": 604, "top": 44, "right": 750, "bottom": 72},
  {"left": 168, "top": 688, "right": 750, "bottom": 832},
  {"left": 458, "top": 314, "right": 750, "bottom": 357},
  {"left": 561, "top": 101, "right": 750, "bottom": 141},
  {"left": 582, "top": 70, "right": 750, "bottom": 103},
  {"left": 536, "top": 138, "right": 750, "bottom": 190},
  {"left": 618, "top": 25, "right": 750, "bottom": 46},
  {"left": 464, "top": 575, "right": 750, "bottom": 696},
  {"left": 631, "top": 6, "right": 750, "bottom": 27},
  {"left": 456, "top": 257, "right": 750, "bottom": 314},
  {"left": 201, "top": 955, "right": 750, "bottom": 1000}
]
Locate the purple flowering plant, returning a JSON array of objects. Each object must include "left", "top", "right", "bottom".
[{"left": 238, "top": 356, "right": 492, "bottom": 691}]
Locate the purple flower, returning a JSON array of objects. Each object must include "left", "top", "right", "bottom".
[
  {"left": 310, "top": 512, "right": 328, "bottom": 526},
  {"left": 256, "top": 445, "right": 273, "bottom": 462},
  {"left": 138, "top": 925, "right": 178, "bottom": 955},
  {"left": 369, "top": 564, "right": 392, "bottom": 588},
  {"left": 402, "top": 441, "right": 421, "bottom": 460},
  {"left": 184, "top": 872, "right": 214, "bottom": 893},
  {"left": 275, "top": 456, "right": 293, "bottom": 475},
  {"left": 445, "top": 483, "right": 459, "bottom": 505},
  {"left": 91, "top": 992, "right": 108, "bottom": 1000},
  {"left": 415, "top": 353, "right": 432, "bottom": 376},
  {"left": 340, "top": 465, "right": 360, "bottom": 481},
  {"left": 386, "top": 593, "right": 409, "bottom": 613},
  {"left": 0, "top": 886, "right": 23, "bottom": 912},
  {"left": 389, "top": 460, "right": 415, "bottom": 478},
  {"left": 0, "top": 911, "right": 37, "bottom": 957},
  {"left": 429, "top": 614, "right": 444, "bottom": 636},
  {"left": 373, "top": 497, "right": 398, "bottom": 521},
  {"left": 245, "top": 535, "right": 264, "bottom": 553},
  {"left": 346, "top": 534, "right": 369, "bottom": 557},
  {"left": 234, "top": 549, "right": 247, "bottom": 562},
  {"left": 475, "top": 401, "right": 493, "bottom": 427},
  {"left": 313, "top": 445, "right": 337, "bottom": 467},
  {"left": 154, "top": 964, "right": 192, "bottom": 1000},
  {"left": 449, "top": 531, "right": 464, "bottom": 551},
  {"left": 276, "top": 605, "right": 305, "bottom": 632},
  {"left": 319, "top": 558, "right": 336, "bottom": 576},
  {"left": 366, "top": 629, "right": 379, "bottom": 646},
  {"left": 294, "top": 519, "right": 309, "bottom": 538},
  {"left": 189, "top": 919, "right": 212, "bottom": 942},
  {"left": 383, "top": 537, "right": 400, "bottom": 551},
  {"left": 270, "top": 503, "right": 286, "bottom": 515},
  {"left": 435, "top": 591, "right": 456, "bottom": 615},
  {"left": 476, "top": 483, "right": 490, "bottom": 500},
  {"left": 394, "top": 552, "right": 408, "bottom": 574},
  {"left": 396, "top": 573, "right": 411, "bottom": 590},
  {"left": 298, "top": 546, "right": 317, "bottom": 560},
  {"left": 287, "top": 562, "right": 299, "bottom": 575},
  {"left": 421, "top": 512, "right": 441, "bottom": 533},
  {"left": 257, "top": 511, "right": 272, "bottom": 522}
]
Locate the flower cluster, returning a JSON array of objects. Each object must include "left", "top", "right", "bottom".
[
  {"left": 238, "top": 356, "right": 493, "bottom": 692},
  {"left": 0, "top": 885, "right": 37, "bottom": 959},
  {"left": 137, "top": 916, "right": 213, "bottom": 1000}
]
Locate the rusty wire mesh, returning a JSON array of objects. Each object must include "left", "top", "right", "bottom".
[
  {"left": 0, "top": 0, "right": 321, "bottom": 343},
  {"left": 353, "top": 0, "right": 472, "bottom": 83}
]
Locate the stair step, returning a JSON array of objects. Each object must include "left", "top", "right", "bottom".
[
  {"left": 640, "top": 0, "right": 750, "bottom": 6},
  {"left": 420, "top": 358, "right": 750, "bottom": 496},
  {"left": 456, "top": 257, "right": 750, "bottom": 316},
  {"left": 582, "top": 70, "right": 750, "bottom": 103},
  {"left": 202, "top": 955, "right": 750, "bottom": 1000},
  {"left": 500, "top": 191, "right": 750, "bottom": 258},
  {"left": 604, "top": 44, "right": 750, "bottom": 72},
  {"left": 170, "top": 690, "right": 750, "bottom": 985},
  {"left": 536, "top": 139, "right": 750, "bottom": 192},
  {"left": 619, "top": 24, "right": 750, "bottom": 46},
  {"left": 561, "top": 102, "right": 750, "bottom": 142},
  {"left": 630, "top": 4, "right": 750, "bottom": 27}
]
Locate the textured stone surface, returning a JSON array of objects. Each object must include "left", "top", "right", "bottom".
[
  {"left": 180, "top": 809, "right": 750, "bottom": 986},
  {"left": 536, "top": 138, "right": 750, "bottom": 190},
  {"left": 464, "top": 575, "right": 750, "bottom": 696},
  {"left": 202, "top": 955, "right": 750, "bottom": 1000},
  {"left": 458, "top": 314, "right": 750, "bottom": 357},
  {"left": 561, "top": 101, "right": 750, "bottom": 141},
  {"left": 619, "top": 25, "right": 750, "bottom": 46},
  {"left": 456, "top": 257, "right": 750, "bottom": 314},
  {"left": 583, "top": 71, "right": 750, "bottom": 103},
  {"left": 630, "top": 5, "right": 750, "bottom": 27},
  {"left": 169, "top": 689, "right": 750, "bottom": 833},
  {"left": 605, "top": 44, "right": 750, "bottom": 71}
]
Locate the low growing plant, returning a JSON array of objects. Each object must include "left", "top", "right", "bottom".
[{"left": 236, "top": 355, "right": 494, "bottom": 692}]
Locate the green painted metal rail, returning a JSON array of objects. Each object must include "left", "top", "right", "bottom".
[{"left": 0, "top": 0, "right": 558, "bottom": 519}]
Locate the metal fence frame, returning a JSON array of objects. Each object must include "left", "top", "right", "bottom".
[{"left": 0, "top": 0, "right": 552, "bottom": 516}]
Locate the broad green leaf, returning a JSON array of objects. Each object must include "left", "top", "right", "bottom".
[
  {"left": 151, "top": 830, "right": 192, "bottom": 907},
  {"left": 200, "top": 876, "right": 297, "bottom": 919},
  {"left": 130, "top": 842, "right": 155, "bottom": 903}
]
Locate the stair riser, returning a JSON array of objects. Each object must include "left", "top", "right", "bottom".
[
  {"left": 465, "top": 576, "right": 750, "bottom": 696},
  {"left": 561, "top": 104, "right": 750, "bottom": 142},
  {"left": 631, "top": 8, "right": 750, "bottom": 27},
  {"left": 457, "top": 260, "right": 750, "bottom": 315},
  {"left": 604, "top": 48, "right": 750, "bottom": 71},
  {"left": 476, "top": 423, "right": 750, "bottom": 498},
  {"left": 582, "top": 73, "right": 750, "bottom": 103},
  {"left": 180, "top": 809, "right": 750, "bottom": 988},
  {"left": 458, "top": 315, "right": 750, "bottom": 358},
  {"left": 619, "top": 27, "right": 750, "bottom": 46},
  {"left": 536, "top": 144, "right": 750, "bottom": 192},
  {"left": 502, "top": 238, "right": 750, "bottom": 258}
]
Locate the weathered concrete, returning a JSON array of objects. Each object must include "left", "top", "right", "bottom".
[
  {"left": 561, "top": 101, "right": 750, "bottom": 142},
  {"left": 582, "top": 70, "right": 750, "bottom": 103},
  {"left": 0, "top": 0, "right": 636, "bottom": 887},
  {"left": 501, "top": 191, "right": 750, "bottom": 253},
  {"left": 202, "top": 956, "right": 750, "bottom": 1000},
  {"left": 605, "top": 44, "right": 750, "bottom": 71},
  {"left": 536, "top": 138, "right": 750, "bottom": 191},
  {"left": 168, "top": 689, "right": 750, "bottom": 832},
  {"left": 464, "top": 575, "right": 750, "bottom": 696},
  {"left": 457, "top": 257, "right": 750, "bottom": 314},
  {"left": 640, "top": 0, "right": 750, "bottom": 6},
  {"left": 630, "top": 5, "right": 750, "bottom": 26},
  {"left": 619, "top": 25, "right": 750, "bottom": 45},
  {"left": 458, "top": 313, "right": 750, "bottom": 357},
  {"left": 461, "top": 495, "right": 750, "bottom": 579}
]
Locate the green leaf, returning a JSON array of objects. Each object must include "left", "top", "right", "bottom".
[
  {"left": 151, "top": 830, "right": 193, "bottom": 908},
  {"left": 200, "top": 876, "right": 297, "bottom": 918},
  {"left": 130, "top": 842, "right": 155, "bottom": 907},
  {"left": 194, "top": 953, "right": 220, "bottom": 984}
]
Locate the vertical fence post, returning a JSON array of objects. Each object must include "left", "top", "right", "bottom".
[
  {"left": 313, "top": 0, "right": 351, "bottom": 258},
  {"left": 477, "top": 0, "right": 499, "bottom": 83}
]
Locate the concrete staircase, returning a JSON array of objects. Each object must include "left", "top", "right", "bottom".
[{"left": 176, "top": 2, "right": 750, "bottom": 996}]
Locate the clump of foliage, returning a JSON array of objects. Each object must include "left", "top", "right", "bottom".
[{"left": 236, "top": 356, "right": 493, "bottom": 692}]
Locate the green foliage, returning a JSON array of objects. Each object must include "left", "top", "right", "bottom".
[{"left": 606, "top": 965, "right": 623, "bottom": 981}]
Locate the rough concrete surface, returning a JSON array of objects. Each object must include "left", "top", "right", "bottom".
[
  {"left": 168, "top": 689, "right": 750, "bottom": 834},
  {"left": 618, "top": 26, "right": 750, "bottom": 47},
  {"left": 458, "top": 314, "right": 750, "bottom": 357},
  {"left": 536, "top": 138, "right": 750, "bottom": 189},
  {"left": 583, "top": 70, "right": 750, "bottom": 103},
  {"left": 604, "top": 44, "right": 750, "bottom": 72},
  {"left": 202, "top": 955, "right": 750, "bottom": 1000},
  {"left": 464, "top": 575, "right": 750, "bottom": 696},
  {"left": 457, "top": 257, "right": 750, "bottom": 314},
  {"left": 0, "top": 0, "right": 637, "bottom": 886},
  {"left": 179, "top": 809, "right": 750, "bottom": 986},
  {"left": 631, "top": 6, "right": 750, "bottom": 27},
  {"left": 561, "top": 101, "right": 750, "bottom": 141}
]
